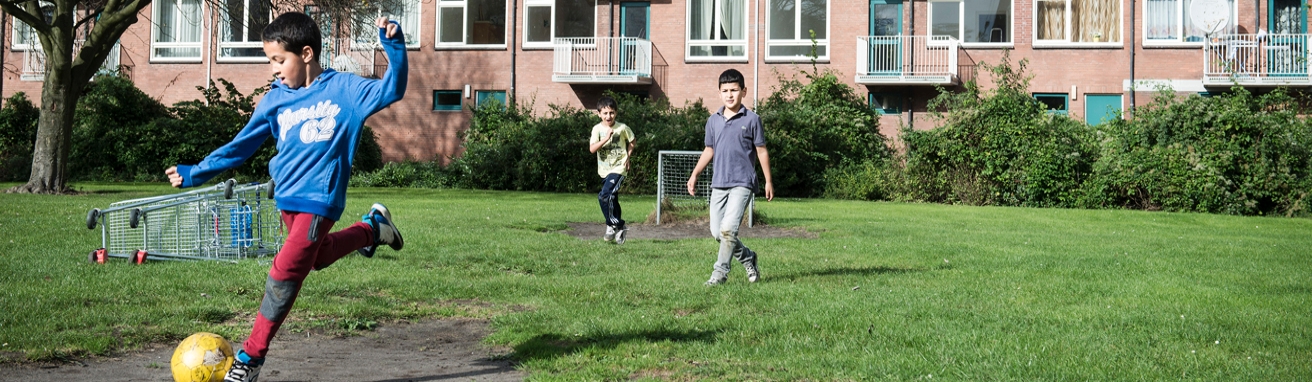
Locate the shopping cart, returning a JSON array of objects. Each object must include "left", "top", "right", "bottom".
[{"left": 85, "top": 179, "right": 284, "bottom": 264}]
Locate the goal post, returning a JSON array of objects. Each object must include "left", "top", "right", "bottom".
[{"left": 656, "top": 150, "right": 753, "bottom": 226}]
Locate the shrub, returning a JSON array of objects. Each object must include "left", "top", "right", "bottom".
[
  {"left": 904, "top": 52, "right": 1097, "bottom": 207},
  {"left": 1079, "top": 87, "right": 1312, "bottom": 216},
  {"left": 349, "top": 160, "right": 458, "bottom": 188},
  {"left": 70, "top": 75, "right": 171, "bottom": 181},
  {"left": 0, "top": 93, "right": 40, "bottom": 181},
  {"left": 758, "top": 69, "right": 890, "bottom": 197}
]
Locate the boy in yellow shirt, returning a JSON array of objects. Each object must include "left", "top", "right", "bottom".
[{"left": 588, "top": 96, "right": 636, "bottom": 244}]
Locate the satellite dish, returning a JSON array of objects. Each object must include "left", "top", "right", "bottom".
[{"left": 1189, "top": 0, "right": 1230, "bottom": 35}]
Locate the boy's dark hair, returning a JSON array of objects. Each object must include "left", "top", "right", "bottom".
[
  {"left": 718, "top": 69, "right": 745, "bottom": 89},
  {"left": 263, "top": 12, "right": 322, "bottom": 60},
  {"left": 597, "top": 96, "right": 618, "bottom": 112}
]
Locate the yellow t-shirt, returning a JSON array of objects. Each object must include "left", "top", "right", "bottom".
[{"left": 590, "top": 122, "right": 635, "bottom": 177}]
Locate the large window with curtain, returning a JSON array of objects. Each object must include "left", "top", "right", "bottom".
[
  {"left": 352, "top": 0, "right": 422, "bottom": 49},
  {"left": 436, "top": 0, "right": 507, "bottom": 47},
  {"left": 686, "top": 0, "right": 748, "bottom": 59},
  {"left": 766, "top": 0, "right": 828, "bottom": 60},
  {"left": 1034, "top": 0, "right": 1121, "bottom": 45},
  {"left": 523, "top": 0, "right": 595, "bottom": 47},
  {"left": 1144, "top": 0, "right": 1235, "bottom": 45},
  {"left": 928, "top": 0, "right": 1012, "bottom": 45},
  {"left": 152, "top": 0, "right": 203, "bottom": 61},
  {"left": 218, "top": 0, "right": 270, "bottom": 61}
]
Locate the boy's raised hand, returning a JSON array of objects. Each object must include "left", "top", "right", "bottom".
[
  {"left": 376, "top": 17, "right": 398, "bottom": 38},
  {"left": 165, "top": 166, "right": 183, "bottom": 188}
]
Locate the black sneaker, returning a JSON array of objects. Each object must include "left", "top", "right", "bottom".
[
  {"left": 224, "top": 350, "right": 262, "bottom": 382},
  {"left": 744, "top": 258, "right": 760, "bottom": 283},
  {"left": 357, "top": 203, "right": 403, "bottom": 257}
]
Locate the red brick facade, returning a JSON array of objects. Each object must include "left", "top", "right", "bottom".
[{"left": 0, "top": 1, "right": 1292, "bottom": 162}]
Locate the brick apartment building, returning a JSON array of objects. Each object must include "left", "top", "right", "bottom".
[{"left": 2, "top": 0, "right": 1306, "bottom": 162}]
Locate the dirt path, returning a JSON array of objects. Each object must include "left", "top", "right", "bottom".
[{"left": 1, "top": 318, "right": 523, "bottom": 382}]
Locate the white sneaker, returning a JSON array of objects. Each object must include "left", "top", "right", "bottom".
[
  {"left": 604, "top": 225, "right": 616, "bottom": 242},
  {"left": 614, "top": 227, "right": 628, "bottom": 244},
  {"left": 704, "top": 274, "right": 727, "bottom": 286}
]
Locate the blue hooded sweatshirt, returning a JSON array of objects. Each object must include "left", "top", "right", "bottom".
[{"left": 176, "top": 23, "right": 408, "bottom": 221}]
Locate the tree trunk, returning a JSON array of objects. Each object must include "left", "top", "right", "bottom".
[{"left": 7, "top": 49, "right": 77, "bottom": 194}]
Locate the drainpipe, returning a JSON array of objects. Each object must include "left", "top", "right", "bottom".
[
  {"left": 908, "top": 0, "right": 915, "bottom": 130},
  {"left": 609, "top": 1, "right": 614, "bottom": 38},
  {"left": 1129, "top": 0, "right": 1135, "bottom": 117},
  {"left": 510, "top": 0, "right": 517, "bottom": 107},
  {"left": 204, "top": 5, "right": 211, "bottom": 105},
  {"left": 1, "top": 11, "right": 6, "bottom": 106},
  {"left": 752, "top": 0, "right": 759, "bottom": 107}
]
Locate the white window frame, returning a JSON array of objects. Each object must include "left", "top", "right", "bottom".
[
  {"left": 764, "top": 0, "right": 829, "bottom": 62},
  {"left": 1032, "top": 0, "right": 1124, "bottom": 48},
  {"left": 217, "top": 0, "right": 272, "bottom": 62},
  {"left": 1142, "top": 0, "right": 1238, "bottom": 47},
  {"left": 12, "top": 2, "right": 55, "bottom": 52},
  {"left": 927, "top": 0, "right": 1013, "bottom": 48},
  {"left": 435, "top": 0, "right": 509, "bottom": 50},
  {"left": 522, "top": 0, "right": 597, "bottom": 49},
  {"left": 685, "top": 0, "right": 751, "bottom": 62},
  {"left": 352, "top": 0, "right": 423, "bottom": 50},
  {"left": 151, "top": 0, "right": 205, "bottom": 62}
]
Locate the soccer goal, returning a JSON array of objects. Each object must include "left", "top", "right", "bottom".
[{"left": 656, "top": 150, "right": 753, "bottom": 226}]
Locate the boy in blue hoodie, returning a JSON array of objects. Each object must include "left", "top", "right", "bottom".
[{"left": 164, "top": 13, "right": 407, "bottom": 382}]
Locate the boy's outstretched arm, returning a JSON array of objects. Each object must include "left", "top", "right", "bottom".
[
  {"left": 359, "top": 17, "right": 409, "bottom": 113},
  {"left": 166, "top": 107, "right": 274, "bottom": 188},
  {"left": 686, "top": 147, "right": 713, "bottom": 196},
  {"left": 756, "top": 146, "right": 774, "bottom": 201}
]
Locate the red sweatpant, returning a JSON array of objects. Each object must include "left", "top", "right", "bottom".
[{"left": 242, "top": 211, "right": 373, "bottom": 358}]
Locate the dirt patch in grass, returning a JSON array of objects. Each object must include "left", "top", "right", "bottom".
[
  {"left": 562, "top": 222, "right": 816, "bottom": 241},
  {"left": 0, "top": 318, "right": 523, "bottom": 382}
]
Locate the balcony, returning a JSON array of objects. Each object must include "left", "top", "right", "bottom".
[
  {"left": 855, "top": 35, "right": 959, "bottom": 85},
  {"left": 1204, "top": 33, "right": 1312, "bottom": 87},
  {"left": 553, "top": 37, "right": 653, "bottom": 85},
  {"left": 23, "top": 40, "right": 121, "bottom": 81}
]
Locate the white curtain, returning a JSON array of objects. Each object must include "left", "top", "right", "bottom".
[
  {"left": 722, "top": 0, "right": 745, "bottom": 40},
  {"left": 1036, "top": 0, "right": 1065, "bottom": 40},
  {"left": 691, "top": 0, "right": 713, "bottom": 40},
  {"left": 158, "top": 0, "right": 177, "bottom": 42},
  {"left": 1146, "top": 0, "right": 1177, "bottom": 39},
  {"left": 1273, "top": 0, "right": 1303, "bottom": 34},
  {"left": 181, "top": 0, "right": 201, "bottom": 43}
]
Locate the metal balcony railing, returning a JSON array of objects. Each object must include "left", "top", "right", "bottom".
[
  {"left": 553, "top": 37, "right": 653, "bottom": 84},
  {"left": 1204, "top": 33, "right": 1312, "bottom": 86},
  {"left": 22, "top": 40, "right": 121, "bottom": 81},
  {"left": 855, "top": 35, "right": 959, "bottom": 85}
]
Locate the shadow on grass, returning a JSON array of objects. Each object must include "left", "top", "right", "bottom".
[
  {"left": 778, "top": 265, "right": 925, "bottom": 281},
  {"left": 512, "top": 328, "right": 721, "bottom": 364}
]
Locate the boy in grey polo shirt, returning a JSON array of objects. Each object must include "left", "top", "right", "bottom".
[{"left": 686, "top": 69, "right": 775, "bottom": 286}]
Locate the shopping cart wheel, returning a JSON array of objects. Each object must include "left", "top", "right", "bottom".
[
  {"left": 223, "top": 179, "right": 236, "bottom": 199},
  {"left": 86, "top": 208, "right": 100, "bottom": 229},
  {"left": 264, "top": 180, "right": 275, "bottom": 200},
  {"left": 89, "top": 248, "right": 107, "bottom": 264},
  {"left": 129, "top": 208, "right": 142, "bottom": 229},
  {"left": 133, "top": 250, "right": 148, "bottom": 265}
]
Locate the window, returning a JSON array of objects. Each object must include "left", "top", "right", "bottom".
[
  {"left": 1034, "top": 93, "right": 1068, "bottom": 114},
  {"left": 524, "top": 0, "right": 595, "bottom": 47},
  {"left": 437, "top": 0, "right": 507, "bottom": 47},
  {"left": 476, "top": 90, "right": 507, "bottom": 109},
  {"left": 766, "top": 0, "right": 828, "bottom": 60},
  {"left": 353, "top": 0, "right": 422, "bottom": 49},
  {"left": 433, "top": 90, "right": 463, "bottom": 111},
  {"left": 687, "top": 0, "right": 748, "bottom": 60},
  {"left": 870, "top": 93, "right": 902, "bottom": 115},
  {"left": 152, "top": 0, "right": 203, "bottom": 61},
  {"left": 1034, "top": 0, "right": 1121, "bottom": 45},
  {"left": 218, "top": 0, "right": 271, "bottom": 61},
  {"left": 11, "top": 3, "right": 53, "bottom": 51},
  {"left": 929, "top": 0, "right": 1012, "bottom": 45},
  {"left": 1144, "top": 0, "right": 1236, "bottom": 45}
]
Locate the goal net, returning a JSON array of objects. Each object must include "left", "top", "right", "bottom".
[{"left": 656, "top": 150, "right": 753, "bottom": 226}]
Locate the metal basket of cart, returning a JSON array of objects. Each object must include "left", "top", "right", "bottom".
[{"left": 85, "top": 179, "right": 282, "bottom": 263}]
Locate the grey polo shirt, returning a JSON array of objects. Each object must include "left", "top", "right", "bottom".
[{"left": 705, "top": 106, "right": 767, "bottom": 189}]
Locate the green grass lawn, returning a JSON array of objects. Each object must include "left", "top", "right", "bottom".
[{"left": 1, "top": 182, "right": 1309, "bottom": 380}]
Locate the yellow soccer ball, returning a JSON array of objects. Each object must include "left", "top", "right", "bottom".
[{"left": 170, "top": 332, "right": 235, "bottom": 382}]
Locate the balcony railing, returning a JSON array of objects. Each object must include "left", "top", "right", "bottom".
[
  {"left": 553, "top": 37, "right": 653, "bottom": 84},
  {"left": 1204, "top": 33, "right": 1312, "bottom": 86},
  {"left": 22, "top": 40, "right": 121, "bottom": 81},
  {"left": 855, "top": 35, "right": 959, "bottom": 85}
]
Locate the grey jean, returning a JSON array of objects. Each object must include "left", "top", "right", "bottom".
[{"left": 709, "top": 187, "right": 756, "bottom": 276}]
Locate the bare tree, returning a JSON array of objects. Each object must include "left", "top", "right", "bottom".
[{"left": 3, "top": 0, "right": 148, "bottom": 193}]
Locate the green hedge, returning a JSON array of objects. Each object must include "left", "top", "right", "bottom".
[{"left": 0, "top": 93, "right": 39, "bottom": 181}]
